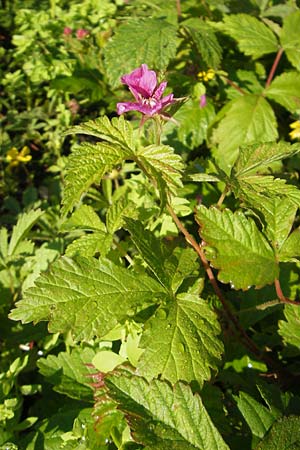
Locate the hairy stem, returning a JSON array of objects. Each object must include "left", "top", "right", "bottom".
[
  {"left": 265, "top": 48, "right": 284, "bottom": 88},
  {"left": 274, "top": 278, "right": 300, "bottom": 305},
  {"left": 222, "top": 77, "right": 246, "bottom": 95}
]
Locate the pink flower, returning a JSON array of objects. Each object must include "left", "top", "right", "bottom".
[
  {"left": 63, "top": 27, "right": 72, "bottom": 36},
  {"left": 199, "top": 94, "right": 207, "bottom": 108},
  {"left": 76, "top": 29, "right": 89, "bottom": 39},
  {"left": 117, "top": 64, "right": 175, "bottom": 117}
]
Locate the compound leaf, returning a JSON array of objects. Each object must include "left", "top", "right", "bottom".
[
  {"left": 279, "top": 227, "right": 300, "bottom": 261},
  {"left": 37, "top": 347, "right": 95, "bottom": 401},
  {"left": 61, "top": 204, "right": 106, "bottom": 232},
  {"left": 104, "top": 18, "right": 178, "bottom": 87},
  {"left": 278, "top": 305, "right": 300, "bottom": 351},
  {"left": 196, "top": 206, "right": 278, "bottom": 289},
  {"left": 212, "top": 95, "right": 278, "bottom": 172},
  {"left": 281, "top": 11, "right": 300, "bottom": 70},
  {"left": 105, "top": 372, "right": 230, "bottom": 450},
  {"left": 9, "top": 256, "right": 165, "bottom": 341},
  {"left": 8, "top": 209, "right": 44, "bottom": 257},
  {"left": 256, "top": 416, "right": 300, "bottom": 449},
  {"left": 236, "top": 391, "right": 277, "bottom": 438},
  {"left": 265, "top": 72, "right": 300, "bottom": 112},
  {"left": 182, "top": 18, "right": 222, "bottom": 68},
  {"left": 138, "top": 293, "right": 223, "bottom": 385},
  {"left": 221, "top": 14, "right": 278, "bottom": 59}
]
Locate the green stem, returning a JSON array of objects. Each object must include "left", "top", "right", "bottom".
[{"left": 216, "top": 186, "right": 228, "bottom": 208}]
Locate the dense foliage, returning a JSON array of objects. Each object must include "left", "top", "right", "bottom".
[{"left": 1, "top": 0, "right": 300, "bottom": 448}]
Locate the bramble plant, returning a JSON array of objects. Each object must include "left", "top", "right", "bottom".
[{"left": 2, "top": 0, "right": 300, "bottom": 449}]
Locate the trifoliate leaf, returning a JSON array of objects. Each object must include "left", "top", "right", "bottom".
[
  {"left": 182, "top": 18, "right": 222, "bottom": 68},
  {"left": 104, "top": 18, "right": 178, "bottom": 87},
  {"left": 37, "top": 348, "right": 95, "bottom": 401},
  {"left": 105, "top": 373, "right": 230, "bottom": 449},
  {"left": 164, "top": 98, "right": 215, "bottom": 149},
  {"left": 61, "top": 204, "right": 106, "bottom": 232},
  {"left": 65, "top": 231, "right": 113, "bottom": 257},
  {"left": 65, "top": 115, "right": 135, "bottom": 156},
  {"left": 232, "top": 142, "right": 300, "bottom": 177},
  {"left": 278, "top": 305, "right": 300, "bottom": 351},
  {"left": 212, "top": 95, "right": 278, "bottom": 172},
  {"left": 265, "top": 72, "right": 300, "bottom": 112},
  {"left": 221, "top": 14, "right": 278, "bottom": 58},
  {"left": 9, "top": 256, "right": 165, "bottom": 341},
  {"left": 281, "top": 11, "right": 300, "bottom": 70},
  {"left": 279, "top": 227, "right": 300, "bottom": 262},
  {"left": 196, "top": 206, "right": 278, "bottom": 289},
  {"left": 136, "top": 144, "right": 183, "bottom": 194},
  {"left": 62, "top": 142, "right": 124, "bottom": 216},
  {"left": 124, "top": 218, "right": 176, "bottom": 290},
  {"left": 8, "top": 209, "right": 44, "bottom": 256},
  {"left": 256, "top": 416, "right": 300, "bottom": 449},
  {"left": 138, "top": 293, "right": 223, "bottom": 385},
  {"left": 236, "top": 392, "right": 277, "bottom": 438}
]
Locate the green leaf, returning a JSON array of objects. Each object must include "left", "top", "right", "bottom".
[
  {"left": 265, "top": 72, "right": 300, "bottom": 112},
  {"left": 278, "top": 305, "right": 300, "bottom": 351},
  {"left": 138, "top": 293, "right": 223, "bottom": 385},
  {"left": 61, "top": 204, "right": 106, "bottom": 232},
  {"left": 65, "top": 232, "right": 113, "bottom": 258},
  {"left": 212, "top": 95, "right": 278, "bottom": 172},
  {"left": 281, "top": 11, "right": 300, "bottom": 70},
  {"left": 256, "top": 416, "right": 300, "bottom": 449},
  {"left": 196, "top": 206, "right": 278, "bottom": 289},
  {"left": 65, "top": 115, "right": 135, "bottom": 156},
  {"left": 279, "top": 227, "right": 300, "bottom": 261},
  {"left": 236, "top": 391, "right": 277, "bottom": 438},
  {"left": 92, "top": 351, "right": 127, "bottom": 373},
  {"left": 182, "top": 18, "right": 222, "bottom": 68},
  {"left": 124, "top": 218, "right": 176, "bottom": 290},
  {"left": 164, "top": 98, "right": 215, "bottom": 149},
  {"left": 221, "top": 14, "right": 278, "bottom": 58},
  {"left": 136, "top": 144, "right": 183, "bottom": 194},
  {"left": 232, "top": 142, "right": 300, "bottom": 177},
  {"left": 8, "top": 209, "right": 44, "bottom": 256},
  {"left": 104, "top": 18, "right": 178, "bottom": 87},
  {"left": 37, "top": 348, "right": 95, "bottom": 401},
  {"left": 106, "top": 195, "right": 136, "bottom": 235},
  {"left": 105, "top": 373, "right": 230, "bottom": 449},
  {"left": 62, "top": 142, "right": 124, "bottom": 216},
  {"left": 9, "top": 256, "right": 165, "bottom": 341}
]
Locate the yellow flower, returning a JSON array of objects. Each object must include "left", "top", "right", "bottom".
[
  {"left": 197, "top": 68, "right": 215, "bottom": 82},
  {"left": 5, "top": 146, "right": 32, "bottom": 167},
  {"left": 289, "top": 120, "right": 300, "bottom": 140}
]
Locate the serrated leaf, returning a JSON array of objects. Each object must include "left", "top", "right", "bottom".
[
  {"left": 37, "top": 348, "right": 95, "bottom": 401},
  {"left": 278, "top": 305, "right": 300, "bottom": 351},
  {"left": 196, "top": 206, "right": 278, "bottom": 289},
  {"left": 65, "top": 115, "right": 135, "bottom": 155},
  {"left": 236, "top": 391, "right": 276, "bottom": 438},
  {"left": 281, "top": 11, "right": 300, "bottom": 70},
  {"left": 104, "top": 18, "right": 178, "bottom": 87},
  {"left": 92, "top": 351, "right": 127, "bottom": 373},
  {"left": 65, "top": 231, "right": 113, "bottom": 258},
  {"left": 232, "top": 142, "right": 300, "bottom": 177},
  {"left": 182, "top": 18, "right": 222, "bottom": 68},
  {"left": 8, "top": 209, "right": 44, "bottom": 256},
  {"left": 136, "top": 144, "right": 183, "bottom": 194},
  {"left": 237, "top": 175, "right": 300, "bottom": 208},
  {"left": 221, "top": 14, "right": 278, "bottom": 58},
  {"left": 61, "top": 204, "right": 106, "bottom": 232},
  {"left": 212, "top": 95, "right": 278, "bottom": 172},
  {"left": 124, "top": 218, "right": 176, "bottom": 290},
  {"left": 9, "top": 256, "right": 165, "bottom": 341},
  {"left": 105, "top": 373, "right": 230, "bottom": 449},
  {"left": 138, "top": 293, "right": 223, "bottom": 385},
  {"left": 188, "top": 173, "right": 221, "bottom": 182},
  {"left": 265, "top": 72, "right": 300, "bottom": 112},
  {"left": 62, "top": 142, "right": 124, "bottom": 215},
  {"left": 279, "top": 227, "right": 300, "bottom": 261},
  {"left": 256, "top": 416, "right": 300, "bottom": 449},
  {"left": 106, "top": 195, "right": 136, "bottom": 234},
  {"left": 164, "top": 98, "right": 215, "bottom": 149}
]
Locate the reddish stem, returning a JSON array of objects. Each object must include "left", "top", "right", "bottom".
[
  {"left": 223, "top": 77, "right": 246, "bottom": 95},
  {"left": 265, "top": 48, "right": 284, "bottom": 88},
  {"left": 176, "top": 0, "right": 181, "bottom": 17},
  {"left": 274, "top": 278, "right": 300, "bottom": 306}
]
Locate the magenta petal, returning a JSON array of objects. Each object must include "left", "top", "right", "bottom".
[
  {"left": 153, "top": 82, "right": 167, "bottom": 100},
  {"left": 161, "top": 93, "right": 174, "bottom": 108},
  {"left": 120, "top": 64, "right": 157, "bottom": 98},
  {"left": 117, "top": 100, "right": 162, "bottom": 116}
]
